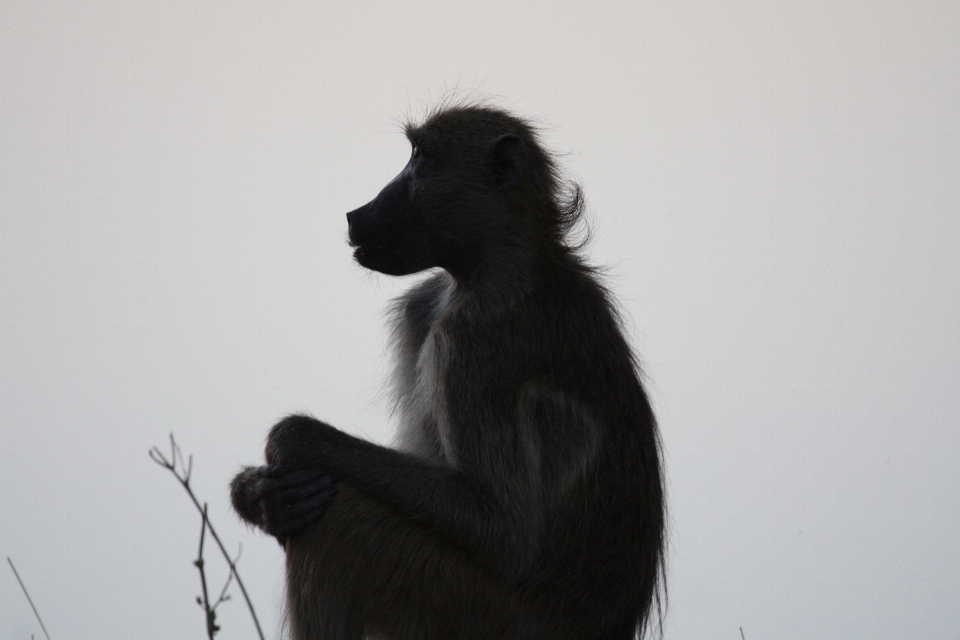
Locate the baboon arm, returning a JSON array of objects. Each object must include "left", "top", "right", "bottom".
[{"left": 265, "top": 414, "right": 537, "bottom": 572}]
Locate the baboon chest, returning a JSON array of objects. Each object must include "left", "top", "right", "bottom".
[{"left": 415, "top": 327, "right": 459, "bottom": 465}]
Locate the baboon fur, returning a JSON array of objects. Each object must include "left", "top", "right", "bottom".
[{"left": 231, "top": 103, "right": 666, "bottom": 640}]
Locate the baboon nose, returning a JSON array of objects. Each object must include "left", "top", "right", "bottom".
[
  {"left": 346, "top": 207, "right": 365, "bottom": 246},
  {"left": 347, "top": 211, "right": 360, "bottom": 239},
  {"left": 346, "top": 202, "right": 374, "bottom": 244}
]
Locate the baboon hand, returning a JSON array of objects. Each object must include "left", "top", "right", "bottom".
[{"left": 231, "top": 464, "right": 336, "bottom": 544}]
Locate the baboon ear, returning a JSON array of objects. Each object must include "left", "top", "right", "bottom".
[{"left": 490, "top": 134, "right": 524, "bottom": 191}]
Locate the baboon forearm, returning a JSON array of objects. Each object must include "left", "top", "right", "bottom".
[{"left": 267, "top": 415, "right": 536, "bottom": 567}]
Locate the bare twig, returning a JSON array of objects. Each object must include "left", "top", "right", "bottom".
[
  {"left": 195, "top": 503, "right": 219, "bottom": 639},
  {"left": 150, "top": 434, "right": 265, "bottom": 640},
  {"left": 195, "top": 506, "right": 237, "bottom": 639},
  {"left": 740, "top": 627, "right": 746, "bottom": 640},
  {"left": 7, "top": 557, "right": 52, "bottom": 640},
  {"left": 214, "top": 547, "right": 239, "bottom": 608}
]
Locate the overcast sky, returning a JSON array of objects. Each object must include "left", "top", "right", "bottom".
[{"left": 2, "top": 2, "right": 958, "bottom": 639}]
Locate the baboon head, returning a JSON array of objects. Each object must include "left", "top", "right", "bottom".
[{"left": 346, "top": 105, "right": 572, "bottom": 278}]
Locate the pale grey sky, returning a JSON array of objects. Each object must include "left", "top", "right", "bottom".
[{"left": 2, "top": 2, "right": 958, "bottom": 639}]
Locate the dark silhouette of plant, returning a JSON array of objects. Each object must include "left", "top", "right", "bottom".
[
  {"left": 194, "top": 503, "right": 238, "bottom": 638},
  {"left": 150, "top": 434, "right": 265, "bottom": 640},
  {"left": 7, "top": 557, "right": 52, "bottom": 640}
]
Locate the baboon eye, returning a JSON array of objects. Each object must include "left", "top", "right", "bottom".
[{"left": 411, "top": 145, "right": 421, "bottom": 159}]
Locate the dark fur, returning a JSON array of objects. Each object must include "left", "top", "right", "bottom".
[{"left": 231, "top": 104, "right": 665, "bottom": 639}]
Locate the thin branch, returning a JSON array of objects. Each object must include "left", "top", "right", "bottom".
[
  {"left": 195, "top": 503, "right": 219, "bottom": 639},
  {"left": 213, "top": 546, "right": 239, "bottom": 608},
  {"left": 150, "top": 434, "right": 265, "bottom": 640},
  {"left": 740, "top": 627, "right": 746, "bottom": 640},
  {"left": 7, "top": 557, "right": 52, "bottom": 640}
]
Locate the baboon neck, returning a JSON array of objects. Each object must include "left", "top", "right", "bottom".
[{"left": 448, "top": 239, "right": 569, "bottom": 308}]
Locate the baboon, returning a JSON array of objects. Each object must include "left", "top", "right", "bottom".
[{"left": 231, "top": 103, "right": 665, "bottom": 640}]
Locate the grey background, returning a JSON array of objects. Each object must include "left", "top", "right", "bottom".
[{"left": 2, "top": 2, "right": 958, "bottom": 639}]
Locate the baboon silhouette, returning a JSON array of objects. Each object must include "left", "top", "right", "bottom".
[{"left": 232, "top": 103, "right": 666, "bottom": 640}]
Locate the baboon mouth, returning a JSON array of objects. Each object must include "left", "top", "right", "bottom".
[{"left": 352, "top": 243, "right": 384, "bottom": 259}]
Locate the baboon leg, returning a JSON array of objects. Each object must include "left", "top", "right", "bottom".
[{"left": 284, "top": 484, "right": 522, "bottom": 640}]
